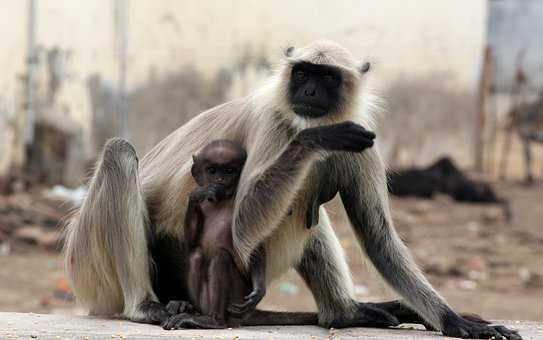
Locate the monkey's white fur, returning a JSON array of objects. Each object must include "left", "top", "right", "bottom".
[
  {"left": 64, "top": 41, "right": 450, "bottom": 329},
  {"left": 64, "top": 140, "right": 157, "bottom": 321}
]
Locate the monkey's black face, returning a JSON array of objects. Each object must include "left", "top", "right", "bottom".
[
  {"left": 191, "top": 145, "right": 246, "bottom": 201},
  {"left": 202, "top": 162, "right": 241, "bottom": 189},
  {"left": 289, "top": 62, "right": 343, "bottom": 118}
]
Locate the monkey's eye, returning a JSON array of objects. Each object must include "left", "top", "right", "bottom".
[
  {"left": 224, "top": 167, "right": 234, "bottom": 175},
  {"left": 207, "top": 167, "right": 216, "bottom": 174},
  {"left": 323, "top": 74, "right": 335, "bottom": 82},
  {"left": 295, "top": 70, "right": 306, "bottom": 80}
]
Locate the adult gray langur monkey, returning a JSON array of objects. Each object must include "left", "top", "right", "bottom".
[{"left": 64, "top": 41, "right": 520, "bottom": 339}]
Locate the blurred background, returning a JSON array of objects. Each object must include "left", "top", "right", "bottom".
[{"left": 0, "top": 0, "right": 542, "bottom": 322}]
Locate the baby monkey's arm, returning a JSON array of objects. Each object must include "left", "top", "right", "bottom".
[{"left": 184, "top": 188, "right": 207, "bottom": 248}]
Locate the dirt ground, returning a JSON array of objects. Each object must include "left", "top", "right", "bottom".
[{"left": 0, "top": 180, "right": 542, "bottom": 322}]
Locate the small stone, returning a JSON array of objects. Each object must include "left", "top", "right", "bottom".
[
  {"left": 409, "top": 201, "right": 433, "bottom": 215},
  {"left": 465, "top": 221, "right": 481, "bottom": 233},
  {"left": 13, "top": 225, "right": 59, "bottom": 248},
  {"left": 482, "top": 207, "right": 502, "bottom": 224},
  {"left": 458, "top": 279, "right": 477, "bottom": 290}
]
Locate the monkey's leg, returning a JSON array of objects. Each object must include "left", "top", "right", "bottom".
[
  {"left": 63, "top": 138, "right": 168, "bottom": 324},
  {"left": 295, "top": 209, "right": 399, "bottom": 329},
  {"left": 163, "top": 250, "right": 231, "bottom": 330},
  {"left": 187, "top": 250, "right": 205, "bottom": 310},
  {"left": 207, "top": 250, "right": 235, "bottom": 327},
  {"left": 338, "top": 150, "right": 521, "bottom": 339}
]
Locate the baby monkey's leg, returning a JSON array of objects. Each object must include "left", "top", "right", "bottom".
[{"left": 207, "top": 249, "right": 238, "bottom": 326}]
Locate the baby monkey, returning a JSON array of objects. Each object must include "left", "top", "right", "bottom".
[{"left": 181, "top": 139, "right": 266, "bottom": 328}]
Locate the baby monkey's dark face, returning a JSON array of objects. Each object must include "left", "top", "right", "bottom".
[{"left": 191, "top": 141, "right": 247, "bottom": 202}]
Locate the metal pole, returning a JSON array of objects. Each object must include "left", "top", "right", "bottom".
[
  {"left": 114, "top": 0, "right": 129, "bottom": 139},
  {"left": 474, "top": 46, "right": 492, "bottom": 172},
  {"left": 24, "top": 0, "right": 37, "bottom": 144}
]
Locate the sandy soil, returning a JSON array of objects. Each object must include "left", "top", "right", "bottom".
[{"left": 0, "top": 180, "right": 542, "bottom": 322}]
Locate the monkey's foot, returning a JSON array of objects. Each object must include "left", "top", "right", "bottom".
[
  {"left": 326, "top": 302, "right": 399, "bottom": 329},
  {"left": 133, "top": 300, "right": 171, "bottom": 325},
  {"left": 165, "top": 300, "right": 195, "bottom": 315},
  {"left": 442, "top": 313, "right": 522, "bottom": 340},
  {"left": 369, "top": 300, "right": 492, "bottom": 332},
  {"left": 161, "top": 313, "right": 224, "bottom": 330}
]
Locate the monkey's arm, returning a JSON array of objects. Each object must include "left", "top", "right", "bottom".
[
  {"left": 228, "top": 246, "right": 266, "bottom": 317},
  {"left": 339, "top": 149, "right": 522, "bottom": 340},
  {"left": 233, "top": 122, "right": 375, "bottom": 268},
  {"left": 232, "top": 140, "right": 317, "bottom": 267},
  {"left": 184, "top": 189, "right": 206, "bottom": 248}
]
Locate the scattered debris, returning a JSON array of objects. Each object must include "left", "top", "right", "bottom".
[
  {"left": 427, "top": 264, "right": 463, "bottom": 278},
  {"left": 14, "top": 226, "right": 60, "bottom": 250},
  {"left": 408, "top": 201, "right": 433, "bottom": 215},
  {"left": 482, "top": 207, "right": 503, "bottom": 224},
  {"left": 0, "top": 191, "right": 63, "bottom": 252},
  {"left": 519, "top": 268, "right": 543, "bottom": 288},
  {"left": 512, "top": 231, "right": 543, "bottom": 245},
  {"left": 458, "top": 279, "right": 478, "bottom": 290},
  {"left": 54, "top": 278, "right": 74, "bottom": 301},
  {"left": 465, "top": 221, "right": 482, "bottom": 233},
  {"left": 0, "top": 243, "right": 10, "bottom": 256},
  {"left": 463, "top": 257, "right": 487, "bottom": 273}
]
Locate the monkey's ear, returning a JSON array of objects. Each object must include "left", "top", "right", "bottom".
[
  {"left": 191, "top": 155, "right": 204, "bottom": 186},
  {"left": 359, "top": 62, "right": 371, "bottom": 74},
  {"left": 284, "top": 46, "right": 295, "bottom": 57}
]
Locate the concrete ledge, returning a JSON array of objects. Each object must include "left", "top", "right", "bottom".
[{"left": 0, "top": 313, "right": 541, "bottom": 339}]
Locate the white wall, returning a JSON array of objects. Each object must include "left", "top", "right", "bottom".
[{"left": 0, "top": 0, "right": 487, "bottom": 176}]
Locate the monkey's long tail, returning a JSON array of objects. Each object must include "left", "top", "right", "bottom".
[
  {"left": 63, "top": 138, "right": 156, "bottom": 320},
  {"left": 239, "top": 310, "right": 318, "bottom": 326}
]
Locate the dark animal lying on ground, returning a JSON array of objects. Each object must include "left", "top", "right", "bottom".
[{"left": 388, "top": 157, "right": 512, "bottom": 221}]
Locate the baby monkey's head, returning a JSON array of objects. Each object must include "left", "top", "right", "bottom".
[{"left": 191, "top": 140, "right": 247, "bottom": 201}]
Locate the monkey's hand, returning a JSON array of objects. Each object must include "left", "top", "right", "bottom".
[
  {"left": 189, "top": 187, "right": 209, "bottom": 203},
  {"left": 227, "top": 285, "right": 266, "bottom": 318},
  {"left": 206, "top": 183, "right": 226, "bottom": 202},
  {"left": 296, "top": 121, "right": 376, "bottom": 153}
]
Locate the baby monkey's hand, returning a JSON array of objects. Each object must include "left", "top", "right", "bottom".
[
  {"left": 189, "top": 187, "right": 209, "bottom": 203},
  {"left": 206, "top": 183, "right": 226, "bottom": 202}
]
